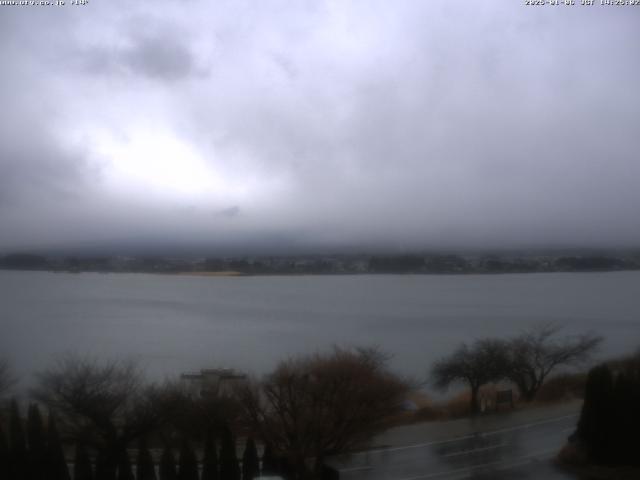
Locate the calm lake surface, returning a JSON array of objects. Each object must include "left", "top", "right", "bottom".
[{"left": 1, "top": 270, "right": 639, "bottom": 386}]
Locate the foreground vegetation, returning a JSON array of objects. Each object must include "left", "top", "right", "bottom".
[
  {"left": 558, "top": 351, "right": 640, "bottom": 478},
  {"left": 0, "top": 348, "right": 406, "bottom": 480},
  {"left": 0, "top": 326, "right": 606, "bottom": 479}
]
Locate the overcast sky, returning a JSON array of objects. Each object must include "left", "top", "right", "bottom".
[{"left": 1, "top": 1, "right": 639, "bottom": 254}]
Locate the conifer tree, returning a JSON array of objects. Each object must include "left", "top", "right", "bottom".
[
  {"left": 27, "top": 403, "right": 47, "bottom": 480},
  {"left": 95, "top": 449, "right": 117, "bottom": 480},
  {"left": 74, "top": 443, "right": 94, "bottom": 480},
  {"left": 136, "top": 438, "right": 157, "bottom": 480},
  {"left": 219, "top": 426, "right": 240, "bottom": 480},
  {"left": 241, "top": 438, "right": 259, "bottom": 480},
  {"left": 630, "top": 364, "right": 640, "bottom": 467},
  {"left": 159, "top": 447, "right": 178, "bottom": 480},
  {"left": 632, "top": 366, "right": 640, "bottom": 467},
  {"left": 278, "top": 456, "right": 294, "bottom": 480},
  {"left": 612, "top": 372, "right": 636, "bottom": 465},
  {"left": 577, "top": 364, "right": 614, "bottom": 463},
  {"left": 0, "top": 423, "right": 10, "bottom": 480},
  {"left": 178, "top": 440, "right": 198, "bottom": 480},
  {"left": 10, "top": 399, "right": 28, "bottom": 480},
  {"left": 201, "top": 430, "right": 219, "bottom": 480},
  {"left": 260, "top": 444, "right": 278, "bottom": 477},
  {"left": 117, "top": 449, "right": 135, "bottom": 480},
  {"left": 46, "top": 412, "right": 71, "bottom": 480},
  {"left": 320, "top": 463, "right": 340, "bottom": 480}
]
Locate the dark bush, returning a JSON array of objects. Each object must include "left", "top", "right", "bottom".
[{"left": 576, "top": 356, "right": 640, "bottom": 466}]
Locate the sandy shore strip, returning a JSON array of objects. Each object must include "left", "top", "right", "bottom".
[{"left": 175, "top": 271, "right": 246, "bottom": 277}]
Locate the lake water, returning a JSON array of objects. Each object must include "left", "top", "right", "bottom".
[{"left": 1, "top": 270, "right": 639, "bottom": 388}]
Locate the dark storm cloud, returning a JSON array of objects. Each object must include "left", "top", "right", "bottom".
[
  {"left": 77, "top": 27, "right": 199, "bottom": 81},
  {"left": 1, "top": 1, "right": 639, "bottom": 252},
  {"left": 121, "top": 34, "right": 196, "bottom": 81},
  {"left": 0, "top": 131, "right": 90, "bottom": 206},
  {"left": 0, "top": 31, "right": 96, "bottom": 207}
]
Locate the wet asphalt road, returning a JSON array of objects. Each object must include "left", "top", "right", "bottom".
[{"left": 330, "top": 414, "right": 580, "bottom": 479}]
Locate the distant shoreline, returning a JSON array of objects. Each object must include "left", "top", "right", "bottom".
[
  {"left": 1, "top": 268, "right": 640, "bottom": 277},
  {"left": 2, "top": 250, "right": 640, "bottom": 276}
]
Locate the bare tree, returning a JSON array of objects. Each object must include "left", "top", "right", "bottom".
[
  {"left": 237, "top": 346, "right": 409, "bottom": 479},
  {"left": 32, "top": 354, "right": 161, "bottom": 472},
  {"left": 146, "top": 379, "right": 241, "bottom": 441},
  {"left": 506, "top": 324, "right": 602, "bottom": 402},
  {"left": 431, "top": 339, "right": 509, "bottom": 415},
  {"left": 0, "top": 358, "right": 15, "bottom": 398}
]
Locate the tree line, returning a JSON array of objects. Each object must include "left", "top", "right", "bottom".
[{"left": 0, "top": 399, "right": 277, "bottom": 480}]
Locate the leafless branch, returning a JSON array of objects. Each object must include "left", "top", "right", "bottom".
[
  {"left": 506, "top": 324, "right": 602, "bottom": 401},
  {"left": 238, "top": 346, "right": 408, "bottom": 478}
]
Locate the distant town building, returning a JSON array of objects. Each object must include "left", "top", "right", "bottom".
[{"left": 180, "top": 368, "right": 247, "bottom": 397}]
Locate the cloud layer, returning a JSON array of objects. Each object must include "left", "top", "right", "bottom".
[{"left": 1, "top": 1, "right": 639, "bottom": 252}]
